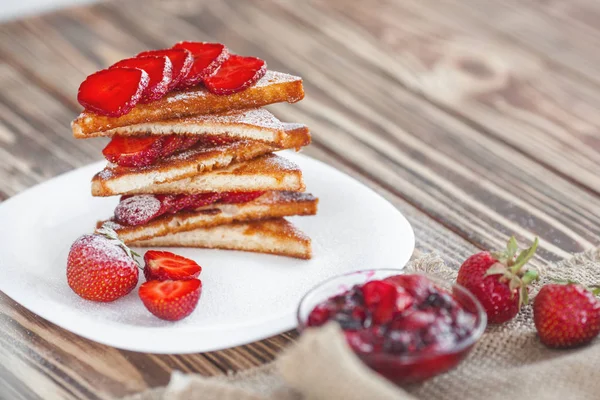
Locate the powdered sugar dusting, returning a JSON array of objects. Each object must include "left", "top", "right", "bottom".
[
  {"left": 114, "top": 195, "right": 162, "bottom": 226},
  {"left": 164, "top": 70, "right": 300, "bottom": 103},
  {"left": 71, "top": 234, "right": 136, "bottom": 267},
  {"left": 263, "top": 154, "right": 299, "bottom": 172},
  {"left": 182, "top": 108, "right": 284, "bottom": 130}
]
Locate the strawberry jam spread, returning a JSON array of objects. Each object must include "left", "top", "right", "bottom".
[
  {"left": 114, "top": 191, "right": 266, "bottom": 226},
  {"left": 306, "top": 275, "right": 481, "bottom": 383}
]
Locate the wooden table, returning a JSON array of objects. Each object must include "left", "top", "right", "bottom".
[{"left": 2, "top": 0, "right": 600, "bottom": 398}]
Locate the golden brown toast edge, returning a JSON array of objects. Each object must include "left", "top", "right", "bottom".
[
  {"left": 91, "top": 125, "right": 311, "bottom": 196},
  {"left": 97, "top": 192, "right": 318, "bottom": 242},
  {"left": 72, "top": 71, "right": 304, "bottom": 138},
  {"left": 130, "top": 218, "right": 312, "bottom": 259}
]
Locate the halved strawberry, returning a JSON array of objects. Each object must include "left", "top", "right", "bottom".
[
  {"left": 137, "top": 48, "right": 193, "bottom": 90},
  {"left": 111, "top": 56, "right": 172, "bottom": 103},
  {"left": 143, "top": 250, "right": 202, "bottom": 281},
  {"left": 139, "top": 279, "right": 202, "bottom": 321},
  {"left": 172, "top": 42, "right": 229, "bottom": 87},
  {"left": 181, "top": 136, "right": 201, "bottom": 149},
  {"left": 219, "top": 191, "right": 265, "bottom": 204},
  {"left": 160, "top": 135, "right": 186, "bottom": 158},
  {"left": 187, "top": 193, "right": 222, "bottom": 209},
  {"left": 114, "top": 194, "right": 166, "bottom": 226},
  {"left": 204, "top": 55, "right": 266, "bottom": 95},
  {"left": 102, "top": 136, "right": 164, "bottom": 167},
  {"left": 77, "top": 68, "right": 149, "bottom": 117}
]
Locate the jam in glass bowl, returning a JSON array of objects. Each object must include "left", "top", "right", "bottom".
[{"left": 297, "top": 269, "right": 486, "bottom": 384}]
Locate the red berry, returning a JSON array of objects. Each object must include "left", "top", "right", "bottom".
[
  {"left": 172, "top": 42, "right": 229, "bottom": 87},
  {"left": 102, "top": 135, "right": 165, "bottom": 167},
  {"left": 186, "top": 193, "right": 222, "bottom": 209},
  {"left": 66, "top": 230, "right": 139, "bottom": 302},
  {"left": 196, "top": 135, "right": 237, "bottom": 147},
  {"left": 137, "top": 48, "right": 193, "bottom": 90},
  {"left": 219, "top": 191, "right": 265, "bottom": 204},
  {"left": 77, "top": 68, "right": 149, "bottom": 117},
  {"left": 384, "top": 274, "right": 434, "bottom": 302},
  {"left": 160, "top": 135, "right": 186, "bottom": 158},
  {"left": 457, "top": 237, "right": 539, "bottom": 324},
  {"left": 111, "top": 56, "right": 172, "bottom": 103},
  {"left": 534, "top": 283, "right": 600, "bottom": 348},
  {"left": 143, "top": 250, "right": 201, "bottom": 281},
  {"left": 361, "top": 280, "right": 398, "bottom": 324},
  {"left": 307, "top": 304, "right": 330, "bottom": 327},
  {"left": 204, "top": 55, "right": 267, "bottom": 95},
  {"left": 139, "top": 279, "right": 202, "bottom": 321},
  {"left": 114, "top": 194, "right": 165, "bottom": 226}
]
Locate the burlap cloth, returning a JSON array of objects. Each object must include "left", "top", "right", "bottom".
[{"left": 124, "top": 249, "right": 600, "bottom": 400}]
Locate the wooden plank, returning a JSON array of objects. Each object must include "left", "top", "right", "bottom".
[
  {"left": 436, "top": 0, "right": 600, "bottom": 87},
  {"left": 273, "top": 0, "right": 600, "bottom": 195}
]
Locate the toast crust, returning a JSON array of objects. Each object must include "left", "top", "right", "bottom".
[
  {"left": 72, "top": 71, "right": 304, "bottom": 138},
  {"left": 91, "top": 124, "right": 310, "bottom": 196},
  {"left": 99, "top": 191, "right": 318, "bottom": 242},
  {"left": 86, "top": 108, "right": 289, "bottom": 145},
  {"left": 92, "top": 153, "right": 305, "bottom": 196},
  {"left": 131, "top": 218, "right": 312, "bottom": 259}
]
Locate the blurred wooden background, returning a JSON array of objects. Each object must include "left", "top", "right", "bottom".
[{"left": 1, "top": 0, "right": 600, "bottom": 398}]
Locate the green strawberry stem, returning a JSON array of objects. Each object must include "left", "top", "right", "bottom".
[
  {"left": 509, "top": 237, "right": 539, "bottom": 274},
  {"left": 96, "top": 226, "right": 141, "bottom": 267}
]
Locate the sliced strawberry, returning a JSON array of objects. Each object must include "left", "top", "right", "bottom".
[
  {"left": 160, "top": 135, "right": 186, "bottom": 158},
  {"left": 114, "top": 194, "right": 165, "bottom": 226},
  {"left": 182, "top": 136, "right": 201, "bottom": 149},
  {"left": 172, "top": 42, "right": 229, "bottom": 87},
  {"left": 204, "top": 55, "right": 266, "bottom": 95},
  {"left": 102, "top": 136, "right": 164, "bottom": 167},
  {"left": 111, "top": 56, "right": 172, "bottom": 103},
  {"left": 219, "top": 191, "right": 265, "bottom": 204},
  {"left": 187, "top": 193, "right": 222, "bottom": 209},
  {"left": 143, "top": 250, "right": 202, "bottom": 281},
  {"left": 77, "top": 68, "right": 149, "bottom": 117},
  {"left": 139, "top": 279, "right": 202, "bottom": 321},
  {"left": 164, "top": 194, "right": 195, "bottom": 214},
  {"left": 136, "top": 48, "right": 193, "bottom": 90}
]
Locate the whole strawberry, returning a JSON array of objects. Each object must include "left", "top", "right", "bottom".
[
  {"left": 67, "top": 227, "right": 139, "bottom": 302},
  {"left": 534, "top": 283, "right": 600, "bottom": 348},
  {"left": 457, "top": 236, "right": 538, "bottom": 324}
]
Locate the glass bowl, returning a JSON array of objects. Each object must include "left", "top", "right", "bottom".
[{"left": 297, "top": 269, "right": 486, "bottom": 384}]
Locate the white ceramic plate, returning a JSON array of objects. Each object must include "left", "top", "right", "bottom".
[{"left": 0, "top": 152, "right": 414, "bottom": 354}]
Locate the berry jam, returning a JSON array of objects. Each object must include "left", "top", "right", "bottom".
[{"left": 306, "top": 274, "right": 482, "bottom": 383}]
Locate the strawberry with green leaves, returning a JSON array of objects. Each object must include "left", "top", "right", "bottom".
[
  {"left": 457, "top": 236, "right": 539, "bottom": 324},
  {"left": 67, "top": 227, "right": 140, "bottom": 302},
  {"left": 534, "top": 283, "right": 600, "bottom": 348}
]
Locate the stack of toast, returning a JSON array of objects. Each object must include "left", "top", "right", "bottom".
[{"left": 72, "top": 69, "right": 318, "bottom": 259}]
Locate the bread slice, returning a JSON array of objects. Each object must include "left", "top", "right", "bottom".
[
  {"left": 91, "top": 123, "right": 310, "bottom": 196},
  {"left": 93, "top": 153, "right": 305, "bottom": 196},
  {"left": 72, "top": 71, "right": 304, "bottom": 138},
  {"left": 99, "top": 191, "right": 318, "bottom": 243},
  {"left": 85, "top": 108, "right": 293, "bottom": 145},
  {"left": 130, "top": 218, "right": 312, "bottom": 259}
]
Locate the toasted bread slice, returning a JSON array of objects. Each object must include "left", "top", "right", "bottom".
[
  {"left": 85, "top": 109, "right": 292, "bottom": 145},
  {"left": 130, "top": 218, "right": 312, "bottom": 259},
  {"left": 99, "top": 191, "right": 318, "bottom": 243},
  {"left": 93, "top": 153, "right": 305, "bottom": 196},
  {"left": 72, "top": 71, "right": 304, "bottom": 138},
  {"left": 91, "top": 123, "right": 310, "bottom": 196}
]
